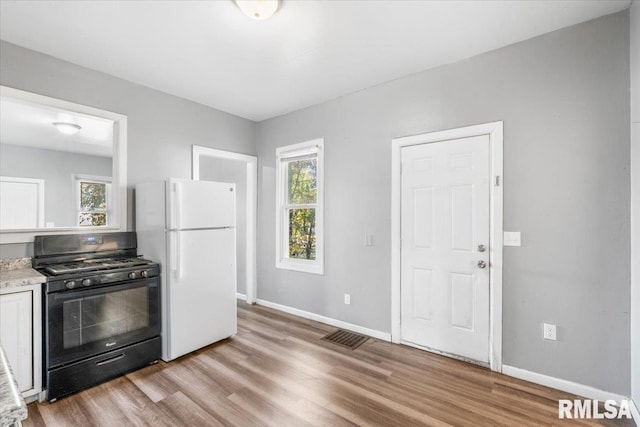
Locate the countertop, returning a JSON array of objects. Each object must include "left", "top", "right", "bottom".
[
  {"left": 0, "top": 345, "right": 27, "bottom": 426},
  {"left": 0, "top": 258, "right": 45, "bottom": 290}
]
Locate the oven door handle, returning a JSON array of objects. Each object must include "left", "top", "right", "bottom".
[
  {"left": 52, "top": 280, "right": 156, "bottom": 300},
  {"left": 96, "top": 353, "right": 125, "bottom": 366}
]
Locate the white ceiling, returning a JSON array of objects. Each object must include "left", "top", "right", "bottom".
[
  {"left": 0, "top": 0, "right": 631, "bottom": 122},
  {"left": 0, "top": 98, "right": 114, "bottom": 157}
]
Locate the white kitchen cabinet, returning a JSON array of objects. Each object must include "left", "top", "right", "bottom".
[{"left": 0, "top": 284, "right": 42, "bottom": 401}]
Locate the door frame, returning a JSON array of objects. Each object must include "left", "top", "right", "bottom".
[
  {"left": 192, "top": 145, "right": 258, "bottom": 304},
  {"left": 391, "top": 121, "right": 503, "bottom": 372}
]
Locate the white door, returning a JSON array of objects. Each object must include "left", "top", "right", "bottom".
[
  {"left": 166, "top": 228, "right": 237, "bottom": 361},
  {"left": 0, "top": 177, "right": 44, "bottom": 229},
  {"left": 400, "top": 135, "right": 490, "bottom": 363},
  {"left": 168, "top": 179, "right": 235, "bottom": 230}
]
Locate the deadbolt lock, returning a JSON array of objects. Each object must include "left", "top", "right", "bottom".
[{"left": 477, "top": 244, "right": 486, "bottom": 252}]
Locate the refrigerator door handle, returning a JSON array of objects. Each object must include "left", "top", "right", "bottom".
[
  {"left": 175, "top": 230, "right": 182, "bottom": 280},
  {"left": 171, "top": 181, "right": 182, "bottom": 230},
  {"left": 170, "top": 231, "right": 177, "bottom": 277},
  {"left": 170, "top": 231, "right": 182, "bottom": 280}
]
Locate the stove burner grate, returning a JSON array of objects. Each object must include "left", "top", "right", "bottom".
[{"left": 42, "top": 257, "right": 153, "bottom": 275}]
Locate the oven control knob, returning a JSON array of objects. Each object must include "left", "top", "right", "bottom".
[
  {"left": 140, "top": 270, "right": 149, "bottom": 278},
  {"left": 65, "top": 280, "right": 76, "bottom": 289},
  {"left": 81, "top": 278, "right": 92, "bottom": 287},
  {"left": 128, "top": 272, "right": 136, "bottom": 279}
]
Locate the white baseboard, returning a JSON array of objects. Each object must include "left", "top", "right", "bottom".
[
  {"left": 502, "top": 365, "right": 629, "bottom": 403},
  {"left": 631, "top": 399, "right": 639, "bottom": 426},
  {"left": 255, "top": 299, "right": 391, "bottom": 342},
  {"left": 236, "top": 293, "right": 247, "bottom": 301}
]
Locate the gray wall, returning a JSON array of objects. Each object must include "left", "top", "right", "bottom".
[
  {"left": 0, "top": 9, "right": 633, "bottom": 398},
  {"left": 0, "top": 144, "right": 112, "bottom": 228},
  {"left": 630, "top": 0, "right": 640, "bottom": 410},
  {"left": 199, "top": 156, "right": 247, "bottom": 295},
  {"left": 256, "top": 11, "right": 631, "bottom": 395},
  {"left": 0, "top": 40, "right": 256, "bottom": 255},
  {"left": 0, "top": 242, "right": 31, "bottom": 259}
]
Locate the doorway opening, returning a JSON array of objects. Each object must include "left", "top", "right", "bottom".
[{"left": 192, "top": 145, "right": 257, "bottom": 304}]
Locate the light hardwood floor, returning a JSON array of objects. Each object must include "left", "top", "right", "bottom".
[{"left": 24, "top": 301, "right": 634, "bottom": 426}]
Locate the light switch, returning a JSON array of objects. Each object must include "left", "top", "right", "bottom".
[
  {"left": 504, "top": 231, "right": 521, "bottom": 247},
  {"left": 365, "top": 234, "right": 373, "bottom": 247}
]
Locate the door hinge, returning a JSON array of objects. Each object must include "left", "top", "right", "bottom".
[
  {"left": 494, "top": 176, "right": 500, "bottom": 186},
  {"left": 400, "top": 163, "right": 403, "bottom": 174}
]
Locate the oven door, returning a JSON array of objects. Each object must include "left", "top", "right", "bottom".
[{"left": 46, "top": 278, "right": 160, "bottom": 368}]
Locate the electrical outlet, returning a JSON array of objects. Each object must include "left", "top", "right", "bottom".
[
  {"left": 344, "top": 294, "right": 351, "bottom": 305},
  {"left": 543, "top": 323, "right": 556, "bottom": 340}
]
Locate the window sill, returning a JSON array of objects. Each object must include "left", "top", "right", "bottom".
[{"left": 276, "top": 260, "right": 324, "bottom": 275}]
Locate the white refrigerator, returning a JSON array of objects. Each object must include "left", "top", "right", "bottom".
[{"left": 136, "top": 178, "right": 237, "bottom": 361}]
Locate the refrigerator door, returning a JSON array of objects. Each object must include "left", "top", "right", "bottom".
[
  {"left": 165, "top": 228, "right": 237, "bottom": 361},
  {"left": 168, "top": 178, "right": 235, "bottom": 230}
]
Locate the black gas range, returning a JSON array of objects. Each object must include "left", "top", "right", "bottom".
[{"left": 34, "top": 232, "right": 161, "bottom": 401}]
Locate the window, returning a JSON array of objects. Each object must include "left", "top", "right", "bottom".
[
  {"left": 276, "top": 139, "right": 324, "bottom": 274},
  {"left": 74, "top": 175, "right": 111, "bottom": 227}
]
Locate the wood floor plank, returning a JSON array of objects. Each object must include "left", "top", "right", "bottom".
[
  {"left": 125, "top": 361, "right": 180, "bottom": 403},
  {"left": 227, "top": 387, "right": 314, "bottom": 427},
  {"left": 24, "top": 300, "right": 633, "bottom": 426},
  {"left": 155, "top": 391, "right": 225, "bottom": 426},
  {"left": 181, "top": 389, "right": 265, "bottom": 427}
]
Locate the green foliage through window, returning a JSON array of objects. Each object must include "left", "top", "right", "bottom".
[
  {"left": 79, "top": 181, "right": 107, "bottom": 227},
  {"left": 288, "top": 159, "right": 317, "bottom": 204},
  {"left": 286, "top": 159, "right": 317, "bottom": 260},
  {"left": 288, "top": 208, "right": 315, "bottom": 260}
]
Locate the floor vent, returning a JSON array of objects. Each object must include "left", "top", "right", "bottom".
[{"left": 322, "top": 329, "right": 369, "bottom": 350}]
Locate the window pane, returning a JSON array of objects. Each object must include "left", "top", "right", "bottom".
[
  {"left": 80, "top": 182, "right": 107, "bottom": 211},
  {"left": 288, "top": 208, "right": 316, "bottom": 260},
  {"left": 287, "top": 159, "right": 317, "bottom": 204},
  {"left": 79, "top": 212, "right": 107, "bottom": 227},
  {"left": 79, "top": 181, "right": 107, "bottom": 227}
]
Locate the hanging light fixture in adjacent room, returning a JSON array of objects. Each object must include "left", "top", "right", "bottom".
[
  {"left": 235, "top": 0, "right": 280, "bottom": 20},
  {"left": 52, "top": 122, "right": 81, "bottom": 135}
]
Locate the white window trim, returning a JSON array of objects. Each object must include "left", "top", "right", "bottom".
[
  {"left": 275, "top": 138, "right": 324, "bottom": 275},
  {"left": 73, "top": 174, "right": 112, "bottom": 227}
]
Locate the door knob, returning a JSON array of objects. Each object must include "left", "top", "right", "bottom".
[
  {"left": 477, "top": 244, "right": 486, "bottom": 252},
  {"left": 477, "top": 260, "right": 487, "bottom": 269}
]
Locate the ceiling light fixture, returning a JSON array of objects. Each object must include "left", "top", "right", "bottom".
[
  {"left": 52, "top": 122, "right": 82, "bottom": 135},
  {"left": 235, "top": 0, "right": 280, "bottom": 20}
]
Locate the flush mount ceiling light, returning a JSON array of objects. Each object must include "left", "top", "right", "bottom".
[
  {"left": 52, "top": 122, "right": 82, "bottom": 135},
  {"left": 235, "top": 0, "right": 280, "bottom": 20}
]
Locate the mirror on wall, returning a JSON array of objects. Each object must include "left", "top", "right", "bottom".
[{"left": 0, "top": 86, "right": 127, "bottom": 243}]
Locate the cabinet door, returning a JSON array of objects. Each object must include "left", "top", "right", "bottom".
[{"left": 0, "top": 291, "right": 33, "bottom": 392}]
